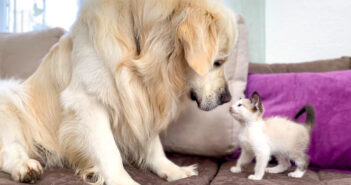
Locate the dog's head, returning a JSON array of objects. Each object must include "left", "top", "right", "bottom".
[{"left": 176, "top": 1, "right": 237, "bottom": 111}]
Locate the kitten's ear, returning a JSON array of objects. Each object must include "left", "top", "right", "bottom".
[
  {"left": 250, "top": 92, "right": 260, "bottom": 105},
  {"left": 250, "top": 92, "right": 263, "bottom": 112}
]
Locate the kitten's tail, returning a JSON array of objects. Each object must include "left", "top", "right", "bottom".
[{"left": 294, "top": 105, "right": 315, "bottom": 131}]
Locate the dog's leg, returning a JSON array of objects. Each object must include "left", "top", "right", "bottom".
[
  {"left": 60, "top": 89, "right": 139, "bottom": 185},
  {"left": 1, "top": 143, "right": 43, "bottom": 183},
  {"left": 0, "top": 115, "right": 42, "bottom": 183},
  {"left": 146, "top": 135, "right": 198, "bottom": 181}
]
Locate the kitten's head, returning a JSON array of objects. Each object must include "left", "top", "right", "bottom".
[{"left": 229, "top": 92, "right": 264, "bottom": 122}]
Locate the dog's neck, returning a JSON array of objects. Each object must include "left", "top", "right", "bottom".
[
  {"left": 111, "top": 4, "right": 191, "bottom": 165},
  {"left": 130, "top": 9, "right": 190, "bottom": 112}
]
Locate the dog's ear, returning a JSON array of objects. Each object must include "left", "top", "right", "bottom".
[{"left": 177, "top": 10, "right": 217, "bottom": 76}]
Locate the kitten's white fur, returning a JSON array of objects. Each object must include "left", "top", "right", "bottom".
[{"left": 229, "top": 94, "right": 313, "bottom": 180}]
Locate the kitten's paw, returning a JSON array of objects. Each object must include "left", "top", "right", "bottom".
[
  {"left": 288, "top": 170, "right": 305, "bottom": 178},
  {"left": 230, "top": 166, "right": 242, "bottom": 173},
  {"left": 11, "top": 159, "right": 43, "bottom": 183},
  {"left": 248, "top": 174, "right": 263, "bottom": 180}
]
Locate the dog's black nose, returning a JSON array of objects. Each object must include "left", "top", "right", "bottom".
[
  {"left": 220, "top": 91, "right": 232, "bottom": 104},
  {"left": 190, "top": 90, "right": 197, "bottom": 101}
]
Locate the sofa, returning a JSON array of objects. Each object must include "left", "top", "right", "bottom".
[{"left": 1, "top": 19, "right": 351, "bottom": 185}]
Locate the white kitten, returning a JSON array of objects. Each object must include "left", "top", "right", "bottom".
[{"left": 229, "top": 92, "right": 315, "bottom": 180}]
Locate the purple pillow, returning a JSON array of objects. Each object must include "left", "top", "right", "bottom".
[{"left": 245, "top": 70, "right": 351, "bottom": 171}]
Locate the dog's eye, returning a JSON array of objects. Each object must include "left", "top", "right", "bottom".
[
  {"left": 238, "top": 104, "right": 242, "bottom": 107},
  {"left": 214, "top": 60, "right": 224, "bottom": 67}
]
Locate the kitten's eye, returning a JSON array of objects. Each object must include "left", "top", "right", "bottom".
[
  {"left": 238, "top": 104, "right": 242, "bottom": 107},
  {"left": 214, "top": 60, "right": 224, "bottom": 67}
]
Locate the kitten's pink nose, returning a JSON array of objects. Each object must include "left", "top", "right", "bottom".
[{"left": 229, "top": 106, "right": 233, "bottom": 113}]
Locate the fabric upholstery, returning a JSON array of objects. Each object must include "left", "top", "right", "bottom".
[
  {"left": 0, "top": 28, "right": 65, "bottom": 78},
  {"left": 161, "top": 14, "right": 249, "bottom": 157},
  {"left": 249, "top": 57, "right": 351, "bottom": 74},
  {"left": 0, "top": 168, "right": 85, "bottom": 185}
]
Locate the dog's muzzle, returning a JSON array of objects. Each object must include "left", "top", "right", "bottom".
[{"left": 219, "top": 88, "right": 232, "bottom": 105}]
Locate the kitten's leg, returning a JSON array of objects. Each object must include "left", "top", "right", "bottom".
[
  {"left": 265, "top": 155, "right": 291, "bottom": 173},
  {"left": 288, "top": 153, "right": 309, "bottom": 178},
  {"left": 248, "top": 147, "right": 270, "bottom": 180},
  {"left": 230, "top": 149, "right": 254, "bottom": 173}
]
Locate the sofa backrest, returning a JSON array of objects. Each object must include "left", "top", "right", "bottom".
[
  {"left": 249, "top": 57, "right": 351, "bottom": 73},
  {"left": 0, "top": 28, "right": 65, "bottom": 79}
]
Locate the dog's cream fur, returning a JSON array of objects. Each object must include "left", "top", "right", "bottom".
[{"left": 0, "top": 0, "right": 237, "bottom": 184}]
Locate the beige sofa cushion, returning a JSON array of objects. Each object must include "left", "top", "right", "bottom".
[
  {"left": 161, "top": 15, "right": 249, "bottom": 157},
  {"left": 0, "top": 28, "right": 65, "bottom": 78}
]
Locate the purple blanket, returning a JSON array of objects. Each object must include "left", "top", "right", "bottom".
[{"left": 244, "top": 70, "right": 351, "bottom": 170}]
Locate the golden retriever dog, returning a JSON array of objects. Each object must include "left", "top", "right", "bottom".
[{"left": 0, "top": 0, "right": 237, "bottom": 184}]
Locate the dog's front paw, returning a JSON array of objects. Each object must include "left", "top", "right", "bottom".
[
  {"left": 230, "top": 166, "right": 242, "bottom": 173},
  {"left": 159, "top": 164, "right": 198, "bottom": 182},
  {"left": 180, "top": 164, "right": 198, "bottom": 177},
  {"left": 11, "top": 159, "right": 43, "bottom": 183},
  {"left": 109, "top": 175, "right": 140, "bottom": 185},
  {"left": 114, "top": 180, "right": 140, "bottom": 185},
  {"left": 248, "top": 174, "right": 263, "bottom": 180}
]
